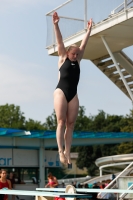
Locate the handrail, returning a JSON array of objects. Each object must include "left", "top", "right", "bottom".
[
  {"left": 98, "top": 161, "right": 133, "bottom": 196},
  {"left": 111, "top": 0, "right": 133, "bottom": 14},
  {"left": 111, "top": 2, "right": 124, "bottom": 14},
  {"left": 46, "top": 0, "right": 72, "bottom": 16}
]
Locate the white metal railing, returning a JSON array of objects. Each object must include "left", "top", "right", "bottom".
[
  {"left": 111, "top": 0, "right": 133, "bottom": 14},
  {"left": 46, "top": 0, "right": 72, "bottom": 16},
  {"left": 98, "top": 161, "right": 133, "bottom": 198},
  {"left": 46, "top": 0, "right": 133, "bottom": 48}
]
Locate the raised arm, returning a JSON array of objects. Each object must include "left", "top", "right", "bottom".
[
  {"left": 53, "top": 12, "right": 66, "bottom": 58},
  {"left": 78, "top": 18, "right": 92, "bottom": 61}
]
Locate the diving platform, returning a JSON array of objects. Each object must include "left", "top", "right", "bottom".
[
  {"left": 46, "top": 2, "right": 133, "bottom": 100},
  {"left": 47, "top": 7, "right": 133, "bottom": 60}
]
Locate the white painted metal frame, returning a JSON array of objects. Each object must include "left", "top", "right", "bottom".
[
  {"left": 124, "top": 0, "right": 127, "bottom": 12},
  {"left": 111, "top": 0, "right": 128, "bottom": 14},
  {"left": 84, "top": 0, "right": 87, "bottom": 30},
  {"left": 46, "top": 0, "right": 73, "bottom": 50},
  {"left": 101, "top": 36, "right": 133, "bottom": 101},
  {"left": 98, "top": 161, "right": 133, "bottom": 196},
  {"left": 46, "top": 0, "right": 73, "bottom": 16}
]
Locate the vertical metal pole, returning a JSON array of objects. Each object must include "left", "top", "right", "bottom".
[
  {"left": 124, "top": 0, "right": 127, "bottom": 12},
  {"left": 101, "top": 36, "right": 133, "bottom": 101},
  {"left": 52, "top": 11, "right": 56, "bottom": 51},
  {"left": 39, "top": 139, "right": 45, "bottom": 187},
  {"left": 84, "top": 0, "right": 87, "bottom": 30}
]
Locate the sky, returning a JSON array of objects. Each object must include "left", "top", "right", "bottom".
[{"left": 0, "top": 0, "right": 133, "bottom": 123}]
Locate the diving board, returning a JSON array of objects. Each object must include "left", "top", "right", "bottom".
[
  {"left": 1, "top": 187, "right": 133, "bottom": 200},
  {"left": 0, "top": 189, "right": 92, "bottom": 198},
  {"left": 36, "top": 188, "right": 133, "bottom": 194}
]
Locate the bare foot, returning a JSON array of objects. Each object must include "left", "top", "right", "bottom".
[
  {"left": 58, "top": 150, "right": 67, "bottom": 165},
  {"left": 64, "top": 151, "right": 71, "bottom": 164}
]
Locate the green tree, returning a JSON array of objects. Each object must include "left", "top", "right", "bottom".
[
  {"left": 117, "top": 142, "right": 133, "bottom": 154},
  {"left": 116, "top": 110, "right": 133, "bottom": 155},
  {"left": 76, "top": 146, "right": 102, "bottom": 176},
  {"left": 44, "top": 110, "right": 57, "bottom": 130},
  {"left": 100, "top": 144, "right": 118, "bottom": 157},
  {"left": 120, "top": 110, "right": 133, "bottom": 132},
  {"left": 74, "top": 109, "right": 128, "bottom": 176},
  {"left": 0, "top": 104, "right": 46, "bottom": 131},
  {"left": 103, "top": 115, "right": 124, "bottom": 132},
  {"left": 90, "top": 110, "right": 107, "bottom": 131},
  {"left": 74, "top": 106, "right": 92, "bottom": 131},
  {"left": 25, "top": 119, "right": 46, "bottom": 130},
  {"left": 0, "top": 104, "right": 25, "bottom": 129}
]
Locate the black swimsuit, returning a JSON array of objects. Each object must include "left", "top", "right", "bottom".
[{"left": 56, "top": 58, "right": 80, "bottom": 102}]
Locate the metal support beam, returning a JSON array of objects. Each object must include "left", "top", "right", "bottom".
[
  {"left": 113, "top": 52, "right": 133, "bottom": 77},
  {"left": 101, "top": 36, "right": 133, "bottom": 101},
  {"left": 39, "top": 139, "right": 45, "bottom": 187},
  {"left": 124, "top": 0, "right": 127, "bottom": 12},
  {"left": 99, "top": 161, "right": 133, "bottom": 195},
  {"left": 52, "top": 11, "right": 56, "bottom": 52},
  {"left": 46, "top": 0, "right": 72, "bottom": 16}
]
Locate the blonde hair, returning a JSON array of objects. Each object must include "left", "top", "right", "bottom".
[{"left": 66, "top": 44, "right": 79, "bottom": 52}]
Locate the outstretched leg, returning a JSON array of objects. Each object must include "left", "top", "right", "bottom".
[
  {"left": 54, "top": 89, "right": 68, "bottom": 164},
  {"left": 64, "top": 95, "right": 79, "bottom": 165}
]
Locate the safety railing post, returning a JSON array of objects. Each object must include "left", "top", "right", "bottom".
[
  {"left": 52, "top": 11, "right": 56, "bottom": 51},
  {"left": 124, "top": 0, "right": 127, "bottom": 12},
  {"left": 84, "top": 0, "right": 87, "bottom": 30}
]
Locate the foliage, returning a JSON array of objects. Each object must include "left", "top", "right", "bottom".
[
  {"left": 117, "top": 142, "right": 133, "bottom": 154},
  {"left": 89, "top": 110, "right": 107, "bottom": 131},
  {"left": 0, "top": 104, "right": 45, "bottom": 130},
  {"left": 76, "top": 145, "right": 102, "bottom": 176},
  {"left": 103, "top": 114, "right": 124, "bottom": 132},
  {"left": 25, "top": 119, "right": 46, "bottom": 131},
  {"left": 0, "top": 104, "right": 25, "bottom": 129},
  {"left": 43, "top": 110, "right": 57, "bottom": 130},
  {"left": 73, "top": 108, "right": 133, "bottom": 176},
  {"left": 74, "top": 106, "right": 92, "bottom": 131},
  {"left": 120, "top": 110, "right": 133, "bottom": 132}
]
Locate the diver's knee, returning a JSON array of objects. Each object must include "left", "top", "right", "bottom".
[
  {"left": 57, "top": 119, "right": 66, "bottom": 128},
  {"left": 66, "top": 121, "right": 75, "bottom": 130}
]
